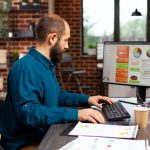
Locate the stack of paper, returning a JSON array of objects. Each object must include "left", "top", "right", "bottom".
[
  {"left": 59, "top": 122, "right": 150, "bottom": 150},
  {"left": 69, "top": 122, "right": 138, "bottom": 139},
  {"left": 59, "top": 136, "right": 148, "bottom": 150}
]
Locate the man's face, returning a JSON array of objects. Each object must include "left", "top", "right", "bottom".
[{"left": 50, "top": 22, "right": 70, "bottom": 64}]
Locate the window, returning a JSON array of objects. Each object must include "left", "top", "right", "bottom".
[
  {"left": 82, "top": 0, "right": 147, "bottom": 55},
  {"left": 82, "top": 0, "right": 114, "bottom": 55},
  {"left": 120, "top": 0, "right": 147, "bottom": 41}
]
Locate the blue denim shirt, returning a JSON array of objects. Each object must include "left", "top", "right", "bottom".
[{"left": 0, "top": 47, "right": 89, "bottom": 150}]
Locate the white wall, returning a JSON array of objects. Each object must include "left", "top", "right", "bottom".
[{"left": 108, "top": 84, "right": 150, "bottom": 98}]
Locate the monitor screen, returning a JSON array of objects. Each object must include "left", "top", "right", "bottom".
[{"left": 102, "top": 42, "right": 150, "bottom": 103}]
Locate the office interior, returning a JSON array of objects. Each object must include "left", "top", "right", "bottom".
[
  {"left": 1, "top": 0, "right": 150, "bottom": 149},
  {"left": 0, "top": 0, "right": 150, "bottom": 102}
]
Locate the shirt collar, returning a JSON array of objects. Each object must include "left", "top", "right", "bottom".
[{"left": 29, "top": 47, "right": 54, "bottom": 70}]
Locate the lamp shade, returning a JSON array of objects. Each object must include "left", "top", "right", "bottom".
[{"left": 131, "top": 9, "right": 142, "bottom": 16}]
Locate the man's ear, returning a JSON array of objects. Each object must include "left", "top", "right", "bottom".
[{"left": 47, "top": 33, "right": 57, "bottom": 45}]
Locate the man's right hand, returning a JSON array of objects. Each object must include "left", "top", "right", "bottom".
[{"left": 78, "top": 108, "right": 105, "bottom": 123}]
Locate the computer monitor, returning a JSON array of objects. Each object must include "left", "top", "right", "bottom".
[{"left": 102, "top": 41, "right": 150, "bottom": 104}]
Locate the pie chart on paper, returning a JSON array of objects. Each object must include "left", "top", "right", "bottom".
[{"left": 133, "top": 47, "right": 142, "bottom": 58}]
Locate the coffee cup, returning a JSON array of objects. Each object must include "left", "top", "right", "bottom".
[{"left": 134, "top": 106, "right": 149, "bottom": 128}]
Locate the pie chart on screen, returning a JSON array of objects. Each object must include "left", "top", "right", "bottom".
[
  {"left": 146, "top": 49, "right": 150, "bottom": 57},
  {"left": 133, "top": 47, "right": 142, "bottom": 58}
]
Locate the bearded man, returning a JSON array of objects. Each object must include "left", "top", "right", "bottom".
[{"left": 0, "top": 14, "right": 112, "bottom": 150}]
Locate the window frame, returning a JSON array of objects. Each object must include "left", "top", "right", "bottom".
[{"left": 82, "top": 0, "right": 150, "bottom": 56}]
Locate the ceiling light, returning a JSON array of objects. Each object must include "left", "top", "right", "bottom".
[{"left": 131, "top": 9, "right": 142, "bottom": 16}]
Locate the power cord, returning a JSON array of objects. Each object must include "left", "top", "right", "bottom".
[{"left": 136, "top": 87, "right": 144, "bottom": 104}]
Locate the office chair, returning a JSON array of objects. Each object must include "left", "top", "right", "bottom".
[{"left": 59, "top": 53, "right": 89, "bottom": 93}]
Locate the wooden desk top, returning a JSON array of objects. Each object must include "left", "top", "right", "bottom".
[
  {"left": 38, "top": 123, "right": 77, "bottom": 150},
  {"left": 38, "top": 103, "right": 150, "bottom": 150}
]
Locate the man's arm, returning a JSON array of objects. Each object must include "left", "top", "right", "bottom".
[
  {"left": 58, "top": 89, "right": 90, "bottom": 107},
  {"left": 17, "top": 104, "right": 78, "bottom": 127},
  {"left": 9, "top": 68, "right": 79, "bottom": 127}
]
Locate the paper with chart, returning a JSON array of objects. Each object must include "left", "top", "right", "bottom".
[
  {"left": 69, "top": 122, "right": 138, "bottom": 138},
  {"left": 59, "top": 136, "right": 148, "bottom": 150}
]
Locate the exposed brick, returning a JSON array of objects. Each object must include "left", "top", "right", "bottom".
[{"left": 0, "top": 0, "right": 105, "bottom": 96}]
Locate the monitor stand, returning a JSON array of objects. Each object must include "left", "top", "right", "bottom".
[
  {"left": 118, "top": 86, "right": 147, "bottom": 106},
  {"left": 136, "top": 86, "right": 146, "bottom": 104}
]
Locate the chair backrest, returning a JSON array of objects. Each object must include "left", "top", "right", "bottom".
[
  {"left": 58, "top": 53, "right": 74, "bottom": 88},
  {"left": 61, "top": 53, "right": 73, "bottom": 63}
]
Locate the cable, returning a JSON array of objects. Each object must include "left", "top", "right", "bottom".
[
  {"left": 136, "top": 88, "right": 150, "bottom": 107},
  {"left": 136, "top": 87, "right": 144, "bottom": 104}
]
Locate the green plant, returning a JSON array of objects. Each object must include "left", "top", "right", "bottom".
[
  {"left": 13, "top": 49, "right": 19, "bottom": 61},
  {"left": 0, "top": 0, "right": 11, "bottom": 38},
  {"left": 88, "top": 43, "right": 96, "bottom": 49},
  {"left": 22, "top": 0, "right": 28, "bottom": 3},
  {"left": 1, "top": 0, "right": 11, "bottom": 13},
  {"left": 33, "top": 0, "right": 41, "bottom": 3}
]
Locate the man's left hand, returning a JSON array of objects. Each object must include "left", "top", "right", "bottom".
[{"left": 88, "top": 95, "right": 113, "bottom": 108}]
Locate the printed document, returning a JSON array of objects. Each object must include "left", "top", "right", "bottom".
[
  {"left": 69, "top": 122, "right": 138, "bottom": 138},
  {"left": 59, "top": 136, "right": 148, "bottom": 150}
]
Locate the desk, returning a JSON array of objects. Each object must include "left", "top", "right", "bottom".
[{"left": 38, "top": 103, "right": 150, "bottom": 150}]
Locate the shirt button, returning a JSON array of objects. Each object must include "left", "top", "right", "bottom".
[{"left": 50, "top": 64, "right": 53, "bottom": 68}]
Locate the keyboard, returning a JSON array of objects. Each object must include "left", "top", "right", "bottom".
[{"left": 102, "top": 101, "right": 131, "bottom": 121}]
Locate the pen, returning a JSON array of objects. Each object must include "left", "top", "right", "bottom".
[{"left": 119, "top": 100, "right": 138, "bottom": 105}]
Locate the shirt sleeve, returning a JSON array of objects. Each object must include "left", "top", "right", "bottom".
[
  {"left": 10, "top": 68, "right": 78, "bottom": 128},
  {"left": 58, "top": 89, "right": 90, "bottom": 107}
]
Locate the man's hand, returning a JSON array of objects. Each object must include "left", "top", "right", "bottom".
[
  {"left": 78, "top": 108, "right": 105, "bottom": 123},
  {"left": 88, "top": 95, "right": 113, "bottom": 108}
]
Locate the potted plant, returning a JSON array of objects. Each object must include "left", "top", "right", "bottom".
[
  {"left": 87, "top": 43, "right": 97, "bottom": 55},
  {"left": 33, "top": 0, "right": 41, "bottom": 6},
  {"left": 13, "top": 49, "right": 19, "bottom": 62}
]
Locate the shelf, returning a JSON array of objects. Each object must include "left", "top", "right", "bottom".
[
  {"left": 0, "top": 30, "right": 35, "bottom": 40},
  {"left": 20, "top": 4, "right": 44, "bottom": 11},
  {"left": 10, "top": 5, "right": 45, "bottom": 13},
  {"left": 0, "top": 37, "right": 35, "bottom": 41},
  {"left": 5, "top": 4, "right": 44, "bottom": 40},
  {"left": 13, "top": 30, "right": 35, "bottom": 38},
  {"left": 9, "top": 37, "right": 35, "bottom": 40}
]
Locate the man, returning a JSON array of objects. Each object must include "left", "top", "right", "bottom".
[{"left": 0, "top": 14, "right": 112, "bottom": 150}]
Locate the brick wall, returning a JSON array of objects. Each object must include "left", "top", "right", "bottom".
[
  {"left": 0, "top": 0, "right": 48, "bottom": 91},
  {"left": 0, "top": 0, "right": 106, "bottom": 96},
  {"left": 55, "top": 0, "right": 105, "bottom": 95}
]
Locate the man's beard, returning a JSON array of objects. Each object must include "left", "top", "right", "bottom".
[{"left": 50, "top": 41, "right": 64, "bottom": 65}]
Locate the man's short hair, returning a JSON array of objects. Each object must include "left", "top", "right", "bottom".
[{"left": 35, "top": 14, "right": 66, "bottom": 43}]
